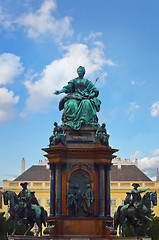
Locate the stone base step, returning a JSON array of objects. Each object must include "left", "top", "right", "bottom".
[{"left": 8, "top": 235, "right": 151, "bottom": 240}]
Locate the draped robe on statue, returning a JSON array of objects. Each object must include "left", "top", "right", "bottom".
[{"left": 59, "top": 78, "right": 101, "bottom": 130}]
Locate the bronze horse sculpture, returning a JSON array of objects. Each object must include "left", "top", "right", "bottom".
[
  {"left": 3, "top": 190, "right": 47, "bottom": 236},
  {"left": 114, "top": 191, "right": 157, "bottom": 237}
]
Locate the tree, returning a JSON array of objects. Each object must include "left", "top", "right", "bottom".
[
  {"left": 0, "top": 212, "right": 7, "bottom": 240},
  {"left": 148, "top": 216, "right": 159, "bottom": 240}
]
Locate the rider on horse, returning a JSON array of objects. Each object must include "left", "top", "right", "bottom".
[
  {"left": 30, "top": 191, "right": 39, "bottom": 205},
  {"left": 127, "top": 183, "right": 149, "bottom": 221},
  {"left": 18, "top": 182, "right": 31, "bottom": 220},
  {"left": 124, "top": 192, "right": 132, "bottom": 205}
]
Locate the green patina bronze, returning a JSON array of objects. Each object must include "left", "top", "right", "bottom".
[
  {"left": 96, "top": 123, "right": 110, "bottom": 146},
  {"left": 3, "top": 182, "right": 47, "bottom": 236},
  {"left": 114, "top": 183, "right": 157, "bottom": 237},
  {"left": 54, "top": 66, "right": 101, "bottom": 130},
  {"left": 66, "top": 183, "right": 94, "bottom": 217},
  {"left": 49, "top": 122, "right": 66, "bottom": 146},
  {"left": 81, "top": 183, "right": 94, "bottom": 216}
]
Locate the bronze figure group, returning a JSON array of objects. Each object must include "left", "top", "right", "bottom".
[
  {"left": 66, "top": 183, "right": 94, "bottom": 217},
  {"left": 3, "top": 182, "right": 47, "bottom": 236},
  {"left": 114, "top": 183, "right": 157, "bottom": 237}
]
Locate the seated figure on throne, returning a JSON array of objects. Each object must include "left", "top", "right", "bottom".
[{"left": 54, "top": 66, "right": 101, "bottom": 130}]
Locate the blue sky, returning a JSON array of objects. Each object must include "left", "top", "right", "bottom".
[{"left": 0, "top": 0, "right": 159, "bottom": 185}]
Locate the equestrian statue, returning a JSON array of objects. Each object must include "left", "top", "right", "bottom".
[
  {"left": 114, "top": 183, "right": 157, "bottom": 237},
  {"left": 3, "top": 182, "right": 47, "bottom": 236}
]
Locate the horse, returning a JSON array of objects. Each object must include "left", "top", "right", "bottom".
[
  {"left": 114, "top": 191, "right": 157, "bottom": 237},
  {"left": 3, "top": 190, "right": 47, "bottom": 236}
]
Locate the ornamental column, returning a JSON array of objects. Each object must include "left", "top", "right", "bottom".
[
  {"left": 56, "top": 163, "right": 62, "bottom": 216},
  {"left": 105, "top": 163, "right": 112, "bottom": 217},
  {"left": 49, "top": 163, "right": 56, "bottom": 217},
  {"left": 98, "top": 163, "right": 105, "bottom": 217}
]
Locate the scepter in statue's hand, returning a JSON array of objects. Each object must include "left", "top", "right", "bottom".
[
  {"left": 94, "top": 78, "right": 99, "bottom": 85},
  {"left": 54, "top": 90, "right": 60, "bottom": 95}
]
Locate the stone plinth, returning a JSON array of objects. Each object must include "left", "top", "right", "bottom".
[
  {"left": 63, "top": 126, "right": 98, "bottom": 144},
  {"left": 8, "top": 235, "right": 151, "bottom": 240},
  {"left": 113, "top": 238, "right": 151, "bottom": 240},
  {"left": 46, "top": 216, "right": 115, "bottom": 237}
]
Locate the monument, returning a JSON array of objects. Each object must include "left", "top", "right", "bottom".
[
  {"left": 42, "top": 66, "right": 118, "bottom": 238},
  {"left": 5, "top": 66, "right": 155, "bottom": 240},
  {"left": 5, "top": 67, "right": 155, "bottom": 239}
]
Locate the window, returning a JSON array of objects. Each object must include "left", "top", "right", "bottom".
[
  {"left": 9, "top": 183, "right": 18, "bottom": 187},
  {"left": 120, "top": 183, "right": 130, "bottom": 187},
  {"left": 45, "top": 183, "right": 50, "bottom": 187},
  {"left": 46, "top": 199, "right": 50, "bottom": 206},
  {"left": 122, "top": 200, "right": 125, "bottom": 205},
  {"left": 111, "top": 183, "right": 118, "bottom": 187},
  {"left": 145, "top": 183, "right": 155, "bottom": 187},
  {"left": 33, "top": 183, "right": 42, "bottom": 187},
  {"left": 111, "top": 200, "right": 116, "bottom": 206}
]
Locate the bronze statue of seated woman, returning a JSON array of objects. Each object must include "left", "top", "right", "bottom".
[{"left": 54, "top": 66, "right": 101, "bottom": 130}]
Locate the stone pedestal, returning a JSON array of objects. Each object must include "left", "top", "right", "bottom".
[
  {"left": 8, "top": 235, "right": 152, "bottom": 240},
  {"left": 42, "top": 126, "right": 118, "bottom": 239},
  {"left": 46, "top": 216, "right": 116, "bottom": 237}
]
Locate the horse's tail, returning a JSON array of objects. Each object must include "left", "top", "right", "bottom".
[
  {"left": 114, "top": 205, "right": 123, "bottom": 229},
  {"left": 40, "top": 207, "right": 47, "bottom": 227}
]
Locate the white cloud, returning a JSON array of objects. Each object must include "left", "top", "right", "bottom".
[
  {"left": 129, "top": 102, "right": 140, "bottom": 111},
  {"left": 8, "top": 0, "right": 73, "bottom": 42},
  {"left": 150, "top": 176, "right": 156, "bottom": 181},
  {"left": 151, "top": 149, "right": 159, "bottom": 156},
  {"left": 0, "top": 6, "right": 13, "bottom": 29},
  {"left": 138, "top": 151, "right": 159, "bottom": 179},
  {"left": 0, "top": 53, "right": 23, "bottom": 84},
  {"left": 130, "top": 150, "right": 142, "bottom": 161},
  {"left": 130, "top": 80, "right": 146, "bottom": 86},
  {"left": 131, "top": 149, "right": 159, "bottom": 180},
  {"left": 21, "top": 42, "right": 114, "bottom": 117},
  {"left": 84, "top": 32, "right": 102, "bottom": 42},
  {"left": 131, "top": 80, "right": 135, "bottom": 85},
  {"left": 151, "top": 101, "right": 159, "bottom": 117},
  {"left": 127, "top": 101, "right": 140, "bottom": 122},
  {"left": 0, "top": 53, "right": 23, "bottom": 123},
  {"left": 0, "top": 87, "right": 19, "bottom": 124}
]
